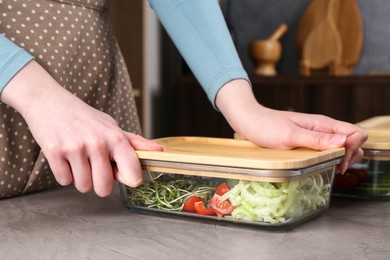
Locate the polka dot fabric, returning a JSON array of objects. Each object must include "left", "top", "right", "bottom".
[{"left": 0, "top": 0, "right": 142, "bottom": 199}]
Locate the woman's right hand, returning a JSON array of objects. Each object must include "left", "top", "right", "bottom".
[{"left": 1, "top": 61, "right": 164, "bottom": 197}]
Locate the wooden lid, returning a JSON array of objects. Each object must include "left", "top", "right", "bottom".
[
  {"left": 356, "top": 116, "right": 390, "bottom": 150},
  {"left": 357, "top": 116, "right": 390, "bottom": 131},
  {"left": 136, "top": 137, "right": 345, "bottom": 170},
  {"left": 362, "top": 131, "right": 390, "bottom": 150}
]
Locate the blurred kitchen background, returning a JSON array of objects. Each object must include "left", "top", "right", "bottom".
[{"left": 110, "top": 0, "right": 390, "bottom": 139}]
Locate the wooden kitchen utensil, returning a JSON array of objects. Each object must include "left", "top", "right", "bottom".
[
  {"left": 249, "top": 24, "right": 288, "bottom": 76},
  {"left": 268, "top": 23, "right": 288, "bottom": 41},
  {"left": 296, "top": 0, "right": 327, "bottom": 57},
  {"left": 333, "top": 0, "right": 363, "bottom": 75},
  {"left": 297, "top": 0, "right": 363, "bottom": 76},
  {"left": 302, "top": 0, "right": 342, "bottom": 71}
]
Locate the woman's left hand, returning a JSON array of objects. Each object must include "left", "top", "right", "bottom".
[{"left": 216, "top": 79, "right": 368, "bottom": 173}]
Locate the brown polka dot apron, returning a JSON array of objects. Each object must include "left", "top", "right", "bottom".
[{"left": 0, "top": 0, "right": 142, "bottom": 198}]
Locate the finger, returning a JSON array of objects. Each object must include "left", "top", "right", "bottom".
[
  {"left": 285, "top": 126, "right": 347, "bottom": 150},
  {"left": 337, "top": 147, "right": 364, "bottom": 173},
  {"left": 345, "top": 130, "right": 368, "bottom": 155},
  {"left": 294, "top": 114, "right": 368, "bottom": 146},
  {"left": 112, "top": 163, "right": 127, "bottom": 186},
  {"left": 126, "top": 132, "right": 164, "bottom": 151},
  {"left": 338, "top": 130, "right": 367, "bottom": 171},
  {"left": 67, "top": 153, "right": 93, "bottom": 193},
  {"left": 89, "top": 151, "right": 114, "bottom": 197},
  {"left": 349, "top": 148, "right": 364, "bottom": 166},
  {"left": 293, "top": 114, "right": 367, "bottom": 169},
  {"left": 45, "top": 154, "right": 73, "bottom": 186},
  {"left": 111, "top": 140, "right": 143, "bottom": 188},
  {"left": 292, "top": 114, "right": 354, "bottom": 134}
]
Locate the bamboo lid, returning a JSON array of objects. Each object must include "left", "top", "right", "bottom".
[
  {"left": 356, "top": 116, "right": 390, "bottom": 150},
  {"left": 357, "top": 116, "right": 390, "bottom": 132},
  {"left": 136, "top": 137, "right": 345, "bottom": 170},
  {"left": 361, "top": 131, "right": 390, "bottom": 150}
]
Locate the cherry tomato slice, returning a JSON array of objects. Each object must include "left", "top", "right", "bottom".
[
  {"left": 334, "top": 172, "right": 360, "bottom": 190},
  {"left": 211, "top": 194, "right": 235, "bottom": 216},
  {"left": 183, "top": 196, "right": 201, "bottom": 212},
  {"left": 216, "top": 183, "right": 230, "bottom": 196},
  {"left": 194, "top": 201, "right": 215, "bottom": 215},
  {"left": 348, "top": 168, "right": 368, "bottom": 181}
]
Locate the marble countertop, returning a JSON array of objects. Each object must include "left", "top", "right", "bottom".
[{"left": 1, "top": 185, "right": 389, "bottom": 259}]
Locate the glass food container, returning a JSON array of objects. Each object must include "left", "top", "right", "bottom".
[
  {"left": 333, "top": 116, "right": 390, "bottom": 200},
  {"left": 120, "top": 137, "right": 344, "bottom": 229}
]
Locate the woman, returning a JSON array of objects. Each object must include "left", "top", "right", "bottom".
[{"left": 0, "top": 0, "right": 367, "bottom": 199}]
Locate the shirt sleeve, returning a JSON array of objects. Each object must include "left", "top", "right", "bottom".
[
  {"left": 0, "top": 34, "right": 34, "bottom": 93},
  {"left": 148, "top": 0, "right": 250, "bottom": 109}
]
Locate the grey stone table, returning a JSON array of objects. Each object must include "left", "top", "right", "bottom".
[{"left": 1, "top": 185, "right": 389, "bottom": 260}]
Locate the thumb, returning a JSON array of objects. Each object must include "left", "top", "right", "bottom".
[
  {"left": 291, "top": 128, "right": 346, "bottom": 150},
  {"left": 126, "top": 132, "right": 165, "bottom": 151}
]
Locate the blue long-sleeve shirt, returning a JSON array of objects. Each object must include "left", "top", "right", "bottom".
[
  {"left": 0, "top": 34, "right": 34, "bottom": 94},
  {"left": 148, "top": 0, "right": 249, "bottom": 107},
  {"left": 0, "top": 0, "right": 249, "bottom": 108}
]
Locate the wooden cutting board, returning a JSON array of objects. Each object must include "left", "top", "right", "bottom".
[
  {"left": 302, "top": 0, "right": 342, "bottom": 70},
  {"left": 296, "top": 0, "right": 328, "bottom": 57},
  {"left": 333, "top": 0, "right": 363, "bottom": 69},
  {"left": 136, "top": 137, "right": 345, "bottom": 170},
  {"left": 297, "top": 0, "right": 363, "bottom": 73}
]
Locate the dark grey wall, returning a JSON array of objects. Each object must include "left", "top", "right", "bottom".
[{"left": 221, "top": 0, "right": 390, "bottom": 75}]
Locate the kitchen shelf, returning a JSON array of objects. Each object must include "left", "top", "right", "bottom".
[{"left": 167, "top": 74, "right": 390, "bottom": 138}]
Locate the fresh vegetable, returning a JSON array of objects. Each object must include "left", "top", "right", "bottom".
[
  {"left": 335, "top": 168, "right": 390, "bottom": 196},
  {"left": 194, "top": 200, "right": 215, "bottom": 215},
  {"left": 350, "top": 169, "right": 368, "bottom": 181},
  {"left": 334, "top": 167, "right": 390, "bottom": 196},
  {"left": 353, "top": 183, "right": 390, "bottom": 195},
  {"left": 128, "top": 174, "right": 215, "bottom": 211},
  {"left": 222, "top": 174, "right": 330, "bottom": 224},
  {"left": 128, "top": 171, "right": 331, "bottom": 224},
  {"left": 183, "top": 196, "right": 202, "bottom": 212},
  {"left": 210, "top": 194, "right": 235, "bottom": 215},
  {"left": 334, "top": 172, "right": 360, "bottom": 190},
  {"left": 216, "top": 183, "right": 230, "bottom": 196}
]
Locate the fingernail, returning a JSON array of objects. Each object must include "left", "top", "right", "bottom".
[
  {"left": 330, "top": 135, "right": 346, "bottom": 147},
  {"left": 115, "top": 172, "right": 143, "bottom": 188},
  {"left": 132, "top": 177, "right": 143, "bottom": 187},
  {"left": 123, "top": 175, "right": 142, "bottom": 187},
  {"left": 342, "top": 163, "right": 349, "bottom": 174},
  {"left": 338, "top": 163, "right": 348, "bottom": 174}
]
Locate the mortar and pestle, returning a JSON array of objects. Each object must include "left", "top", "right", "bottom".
[{"left": 249, "top": 24, "right": 288, "bottom": 76}]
